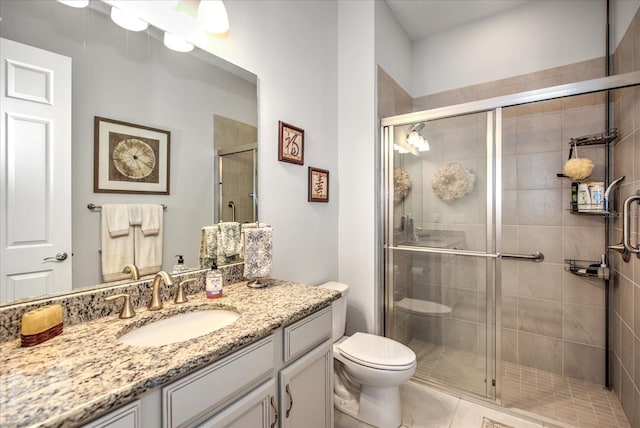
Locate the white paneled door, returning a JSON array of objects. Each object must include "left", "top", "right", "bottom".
[{"left": 0, "top": 38, "right": 72, "bottom": 304}]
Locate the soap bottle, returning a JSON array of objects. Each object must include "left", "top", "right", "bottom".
[
  {"left": 205, "top": 262, "right": 223, "bottom": 299},
  {"left": 172, "top": 255, "right": 189, "bottom": 273}
]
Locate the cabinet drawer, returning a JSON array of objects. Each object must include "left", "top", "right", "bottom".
[
  {"left": 162, "top": 335, "right": 275, "bottom": 428},
  {"left": 83, "top": 400, "right": 141, "bottom": 428},
  {"left": 283, "top": 306, "right": 331, "bottom": 363}
]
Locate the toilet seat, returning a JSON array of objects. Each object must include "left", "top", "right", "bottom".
[{"left": 337, "top": 332, "right": 416, "bottom": 371}]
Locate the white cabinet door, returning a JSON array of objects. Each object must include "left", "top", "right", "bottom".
[
  {"left": 82, "top": 401, "right": 141, "bottom": 428},
  {"left": 0, "top": 37, "right": 72, "bottom": 304},
  {"left": 279, "top": 340, "right": 333, "bottom": 428},
  {"left": 197, "top": 379, "right": 277, "bottom": 428}
]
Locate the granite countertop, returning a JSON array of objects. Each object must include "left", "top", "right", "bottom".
[{"left": 0, "top": 280, "right": 339, "bottom": 428}]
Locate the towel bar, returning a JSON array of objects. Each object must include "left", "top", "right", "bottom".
[{"left": 87, "top": 203, "right": 167, "bottom": 210}]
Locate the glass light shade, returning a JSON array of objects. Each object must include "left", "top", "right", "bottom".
[
  {"left": 197, "top": 0, "right": 230, "bottom": 34},
  {"left": 418, "top": 139, "right": 430, "bottom": 152},
  {"left": 163, "top": 32, "right": 194, "bottom": 52},
  {"left": 57, "top": 0, "right": 89, "bottom": 8},
  {"left": 407, "top": 131, "right": 422, "bottom": 147},
  {"left": 393, "top": 144, "right": 408, "bottom": 154},
  {"left": 111, "top": 6, "right": 148, "bottom": 32}
]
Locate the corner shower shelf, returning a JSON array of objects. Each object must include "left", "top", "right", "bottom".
[
  {"left": 564, "top": 259, "right": 610, "bottom": 280},
  {"left": 569, "top": 128, "right": 618, "bottom": 146}
]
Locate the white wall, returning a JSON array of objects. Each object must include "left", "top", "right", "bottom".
[
  {"left": 337, "top": 1, "right": 377, "bottom": 334},
  {"left": 612, "top": 0, "right": 640, "bottom": 50},
  {"left": 194, "top": 1, "right": 341, "bottom": 286},
  {"left": 412, "top": 0, "right": 606, "bottom": 97},
  {"left": 375, "top": 0, "right": 413, "bottom": 96}
]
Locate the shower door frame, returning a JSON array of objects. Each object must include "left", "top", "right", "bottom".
[
  {"left": 217, "top": 143, "right": 258, "bottom": 223},
  {"left": 380, "top": 71, "right": 640, "bottom": 406},
  {"left": 383, "top": 109, "right": 501, "bottom": 401}
]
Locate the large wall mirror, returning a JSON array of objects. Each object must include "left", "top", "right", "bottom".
[{"left": 0, "top": 0, "right": 258, "bottom": 305}]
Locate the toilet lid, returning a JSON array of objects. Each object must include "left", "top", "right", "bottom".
[{"left": 337, "top": 332, "right": 416, "bottom": 371}]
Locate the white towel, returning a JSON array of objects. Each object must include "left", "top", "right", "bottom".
[
  {"left": 134, "top": 205, "right": 163, "bottom": 277},
  {"left": 101, "top": 208, "right": 134, "bottom": 282},
  {"left": 103, "top": 204, "right": 130, "bottom": 237},
  {"left": 127, "top": 204, "right": 142, "bottom": 226},
  {"left": 140, "top": 204, "right": 161, "bottom": 236}
]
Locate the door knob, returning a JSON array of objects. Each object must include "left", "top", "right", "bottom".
[{"left": 43, "top": 252, "right": 68, "bottom": 261}]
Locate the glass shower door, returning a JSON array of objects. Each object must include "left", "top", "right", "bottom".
[
  {"left": 218, "top": 146, "right": 257, "bottom": 223},
  {"left": 384, "top": 109, "right": 500, "bottom": 400}
]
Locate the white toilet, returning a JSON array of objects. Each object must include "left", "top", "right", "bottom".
[{"left": 320, "top": 282, "right": 416, "bottom": 428}]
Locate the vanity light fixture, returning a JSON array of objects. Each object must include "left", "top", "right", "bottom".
[
  {"left": 163, "top": 32, "right": 194, "bottom": 52},
  {"left": 197, "top": 0, "right": 230, "bottom": 34},
  {"left": 110, "top": 6, "right": 148, "bottom": 32},
  {"left": 56, "top": 0, "right": 89, "bottom": 8},
  {"left": 407, "top": 123, "right": 430, "bottom": 152}
]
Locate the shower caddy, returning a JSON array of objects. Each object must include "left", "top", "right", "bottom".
[{"left": 562, "top": 129, "right": 621, "bottom": 280}]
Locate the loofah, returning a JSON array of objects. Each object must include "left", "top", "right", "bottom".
[{"left": 563, "top": 157, "right": 594, "bottom": 180}]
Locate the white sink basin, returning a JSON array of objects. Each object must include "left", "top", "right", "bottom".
[{"left": 118, "top": 309, "right": 240, "bottom": 347}]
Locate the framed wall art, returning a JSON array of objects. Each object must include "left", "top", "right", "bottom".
[
  {"left": 308, "top": 167, "right": 329, "bottom": 202},
  {"left": 278, "top": 121, "right": 304, "bottom": 165},
  {"left": 94, "top": 116, "right": 170, "bottom": 194}
]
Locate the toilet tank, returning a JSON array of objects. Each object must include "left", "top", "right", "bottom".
[{"left": 319, "top": 281, "right": 349, "bottom": 342}]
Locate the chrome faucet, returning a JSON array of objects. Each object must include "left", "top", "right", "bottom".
[
  {"left": 122, "top": 264, "right": 140, "bottom": 280},
  {"left": 148, "top": 271, "right": 175, "bottom": 311}
]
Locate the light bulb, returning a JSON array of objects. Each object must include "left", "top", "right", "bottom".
[
  {"left": 111, "top": 7, "right": 148, "bottom": 32},
  {"left": 407, "top": 131, "right": 422, "bottom": 147},
  {"left": 163, "top": 32, "right": 194, "bottom": 52},
  {"left": 197, "top": 0, "right": 230, "bottom": 34},
  {"left": 418, "top": 138, "right": 430, "bottom": 152}
]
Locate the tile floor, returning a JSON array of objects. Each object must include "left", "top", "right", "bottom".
[{"left": 334, "top": 340, "right": 631, "bottom": 428}]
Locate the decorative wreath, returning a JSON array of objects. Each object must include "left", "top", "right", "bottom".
[
  {"left": 432, "top": 162, "right": 476, "bottom": 201},
  {"left": 394, "top": 169, "right": 411, "bottom": 202}
]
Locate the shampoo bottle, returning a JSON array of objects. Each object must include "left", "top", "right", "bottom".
[{"left": 205, "top": 262, "right": 223, "bottom": 299}]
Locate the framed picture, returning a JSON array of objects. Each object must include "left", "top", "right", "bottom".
[
  {"left": 94, "top": 116, "right": 170, "bottom": 194},
  {"left": 308, "top": 167, "right": 329, "bottom": 202},
  {"left": 278, "top": 121, "right": 304, "bottom": 165}
]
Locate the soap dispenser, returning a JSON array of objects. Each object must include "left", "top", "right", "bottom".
[
  {"left": 172, "top": 255, "right": 189, "bottom": 273},
  {"left": 205, "top": 261, "right": 223, "bottom": 299}
]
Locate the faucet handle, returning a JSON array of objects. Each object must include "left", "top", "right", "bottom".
[
  {"left": 105, "top": 294, "right": 136, "bottom": 319},
  {"left": 175, "top": 278, "right": 197, "bottom": 304}
]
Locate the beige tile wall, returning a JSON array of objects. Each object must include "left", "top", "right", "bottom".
[
  {"left": 379, "top": 11, "right": 639, "bottom": 415},
  {"left": 610, "top": 7, "right": 640, "bottom": 428}
]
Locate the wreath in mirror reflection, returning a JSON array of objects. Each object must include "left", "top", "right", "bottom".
[
  {"left": 394, "top": 169, "right": 411, "bottom": 202},
  {"left": 432, "top": 162, "right": 475, "bottom": 201}
]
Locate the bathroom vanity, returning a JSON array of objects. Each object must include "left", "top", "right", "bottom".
[{"left": 0, "top": 280, "right": 339, "bottom": 427}]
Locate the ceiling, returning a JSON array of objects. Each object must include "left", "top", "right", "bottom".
[{"left": 385, "top": 0, "right": 531, "bottom": 41}]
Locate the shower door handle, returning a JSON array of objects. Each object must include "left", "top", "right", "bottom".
[{"left": 622, "top": 191, "right": 640, "bottom": 258}]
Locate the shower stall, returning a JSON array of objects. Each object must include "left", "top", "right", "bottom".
[
  {"left": 381, "top": 72, "right": 640, "bottom": 425},
  {"left": 218, "top": 144, "right": 258, "bottom": 224}
]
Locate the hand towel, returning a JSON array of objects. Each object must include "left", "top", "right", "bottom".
[
  {"left": 127, "top": 204, "right": 142, "bottom": 226},
  {"left": 240, "top": 222, "right": 269, "bottom": 259},
  {"left": 199, "top": 225, "right": 218, "bottom": 268},
  {"left": 140, "top": 204, "right": 161, "bottom": 236},
  {"left": 217, "top": 222, "right": 241, "bottom": 258},
  {"left": 101, "top": 208, "right": 134, "bottom": 282},
  {"left": 134, "top": 205, "right": 163, "bottom": 277},
  {"left": 103, "top": 204, "right": 130, "bottom": 237},
  {"left": 243, "top": 227, "right": 272, "bottom": 279}
]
